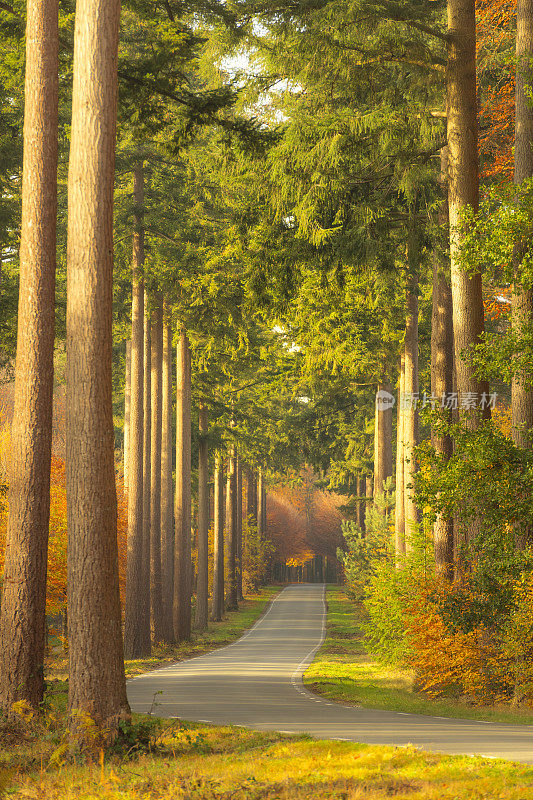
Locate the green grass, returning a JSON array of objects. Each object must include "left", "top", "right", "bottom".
[
  {"left": 3, "top": 719, "right": 533, "bottom": 798},
  {"left": 304, "top": 585, "right": 533, "bottom": 726}
]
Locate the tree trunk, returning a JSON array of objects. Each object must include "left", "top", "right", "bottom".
[
  {"left": 174, "top": 329, "right": 192, "bottom": 640},
  {"left": 195, "top": 404, "right": 209, "bottom": 629},
  {"left": 150, "top": 300, "right": 164, "bottom": 644},
  {"left": 124, "top": 163, "right": 148, "bottom": 658},
  {"left": 447, "top": 0, "right": 488, "bottom": 426},
  {"left": 211, "top": 452, "right": 225, "bottom": 622},
  {"left": 225, "top": 446, "right": 238, "bottom": 611},
  {"left": 357, "top": 474, "right": 366, "bottom": 533},
  {"left": 512, "top": 0, "right": 533, "bottom": 448},
  {"left": 394, "top": 349, "right": 406, "bottom": 558},
  {"left": 257, "top": 468, "right": 265, "bottom": 537},
  {"left": 0, "top": 0, "right": 58, "bottom": 713},
  {"left": 432, "top": 148, "right": 455, "bottom": 578},
  {"left": 66, "top": 0, "right": 129, "bottom": 734},
  {"left": 403, "top": 231, "right": 420, "bottom": 550},
  {"left": 160, "top": 305, "right": 174, "bottom": 641},
  {"left": 246, "top": 468, "right": 257, "bottom": 527},
  {"left": 141, "top": 290, "right": 151, "bottom": 653},
  {"left": 123, "top": 340, "right": 131, "bottom": 491},
  {"left": 365, "top": 475, "right": 373, "bottom": 529},
  {"left": 236, "top": 457, "right": 244, "bottom": 600},
  {"left": 373, "top": 380, "right": 393, "bottom": 498}
]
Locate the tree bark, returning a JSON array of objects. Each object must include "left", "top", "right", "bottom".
[
  {"left": 432, "top": 148, "right": 455, "bottom": 578},
  {"left": 373, "top": 380, "right": 393, "bottom": 498},
  {"left": 225, "top": 446, "right": 238, "bottom": 611},
  {"left": 512, "top": 0, "right": 533, "bottom": 453},
  {"left": 246, "top": 468, "right": 257, "bottom": 527},
  {"left": 236, "top": 457, "right": 244, "bottom": 600},
  {"left": 394, "top": 350, "right": 406, "bottom": 558},
  {"left": 141, "top": 290, "right": 151, "bottom": 652},
  {"left": 365, "top": 475, "right": 373, "bottom": 529},
  {"left": 66, "top": 0, "right": 129, "bottom": 733},
  {"left": 211, "top": 452, "right": 225, "bottom": 621},
  {"left": 124, "top": 163, "right": 148, "bottom": 658},
  {"left": 174, "top": 329, "right": 192, "bottom": 640},
  {"left": 0, "top": 0, "right": 58, "bottom": 712},
  {"left": 150, "top": 300, "right": 164, "bottom": 644},
  {"left": 447, "top": 0, "right": 489, "bottom": 427},
  {"left": 123, "top": 340, "right": 131, "bottom": 491},
  {"left": 257, "top": 468, "right": 265, "bottom": 538},
  {"left": 357, "top": 474, "right": 366, "bottom": 533},
  {"left": 195, "top": 404, "right": 209, "bottom": 629},
  {"left": 160, "top": 305, "right": 174, "bottom": 641},
  {"left": 403, "top": 231, "right": 420, "bottom": 550}
]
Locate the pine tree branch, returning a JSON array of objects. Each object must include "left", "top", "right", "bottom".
[
  {"left": 0, "top": 1, "right": 15, "bottom": 13},
  {"left": 376, "top": 1, "right": 449, "bottom": 43},
  {"left": 317, "top": 31, "right": 446, "bottom": 69}
]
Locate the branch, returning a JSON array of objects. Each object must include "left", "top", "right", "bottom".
[{"left": 377, "top": 2, "right": 450, "bottom": 43}]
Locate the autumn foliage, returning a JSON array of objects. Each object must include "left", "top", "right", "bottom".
[
  {"left": 0, "top": 410, "right": 128, "bottom": 621},
  {"left": 477, "top": 0, "right": 515, "bottom": 181},
  {"left": 267, "top": 475, "right": 345, "bottom": 569},
  {"left": 406, "top": 574, "right": 533, "bottom": 705}
]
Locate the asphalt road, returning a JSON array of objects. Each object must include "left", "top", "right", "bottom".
[{"left": 127, "top": 583, "right": 533, "bottom": 763}]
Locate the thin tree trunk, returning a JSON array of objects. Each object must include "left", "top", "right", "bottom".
[
  {"left": 160, "top": 305, "right": 174, "bottom": 641},
  {"left": 404, "top": 231, "right": 420, "bottom": 549},
  {"left": 124, "top": 162, "right": 148, "bottom": 658},
  {"left": 174, "top": 329, "right": 192, "bottom": 640},
  {"left": 0, "top": 0, "right": 58, "bottom": 712},
  {"left": 257, "top": 468, "right": 264, "bottom": 538},
  {"left": 394, "top": 350, "right": 406, "bottom": 558},
  {"left": 447, "top": 0, "right": 489, "bottom": 426},
  {"left": 66, "top": 0, "right": 129, "bottom": 733},
  {"left": 123, "top": 340, "right": 131, "bottom": 491},
  {"left": 246, "top": 468, "right": 257, "bottom": 527},
  {"left": 365, "top": 475, "right": 373, "bottom": 529},
  {"left": 432, "top": 148, "right": 455, "bottom": 578},
  {"left": 141, "top": 290, "right": 151, "bottom": 653},
  {"left": 195, "top": 404, "right": 209, "bottom": 629},
  {"left": 150, "top": 300, "right": 164, "bottom": 644},
  {"left": 357, "top": 474, "right": 366, "bottom": 533},
  {"left": 512, "top": 0, "right": 533, "bottom": 452},
  {"left": 236, "top": 457, "right": 244, "bottom": 600},
  {"left": 373, "top": 380, "right": 393, "bottom": 498},
  {"left": 225, "top": 446, "right": 238, "bottom": 611},
  {"left": 211, "top": 452, "right": 225, "bottom": 621}
]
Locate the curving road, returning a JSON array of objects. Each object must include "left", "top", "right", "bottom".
[{"left": 127, "top": 584, "right": 533, "bottom": 763}]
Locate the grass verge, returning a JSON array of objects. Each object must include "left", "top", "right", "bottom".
[
  {"left": 304, "top": 585, "right": 533, "bottom": 726},
  {"left": 3, "top": 719, "right": 533, "bottom": 798}
]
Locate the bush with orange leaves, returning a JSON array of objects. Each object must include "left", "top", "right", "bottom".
[{"left": 406, "top": 572, "right": 533, "bottom": 706}]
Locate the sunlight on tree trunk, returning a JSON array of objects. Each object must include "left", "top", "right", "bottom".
[
  {"left": 66, "top": 0, "right": 129, "bottom": 737},
  {"left": 174, "top": 328, "right": 192, "bottom": 641},
  {"left": 195, "top": 403, "right": 209, "bottom": 629},
  {"left": 124, "top": 162, "right": 148, "bottom": 658},
  {"left": 211, "top": 452, "right": 225, "bottom": 622},
  {"left": 0, "top": 0, "right": 58, "bottom": 713}
]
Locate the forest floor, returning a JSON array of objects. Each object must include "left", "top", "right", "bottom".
[
  {"left": 2, "top": 584, "right": 533, "bottom": 798},
  {"left": 304, "top": 585, "right": 533, "bottom": 727}
]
